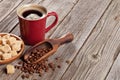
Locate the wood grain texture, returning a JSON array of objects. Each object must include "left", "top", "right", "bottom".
[
  {"left": 0, "top": 0, "right": 41, "bottom": 32},
  {"left": 61, "top": 0, "right": 120, "bottom": 80},
  {"left": 0, "top": 0, "right": 79, "bottom": 80},
  {"left": 1, "top": 0, "right": 77, "bottom": 36},
  {"left": 0, "top": 0, "right": 115, "bottom": 80},
  {"left": 0, "top": 0, "right": 41, "bottom": 80},
  {"left": 0, "top": 0, "right": 23, "bottom": 22},
  {"left": 12, "top": 0, "right": 112, "bottom": 79},
  {"left": 106, "top": 52, "right": 120, "bottom": 80},
  {"left": 12, "top": 0, "right": 79, "bottom": 80},
  {"left": 30, "top": 0, "right": 112, "bottom": 80},
  {"left": 0, "top": 0, "right": 23, "bottom": 77}
]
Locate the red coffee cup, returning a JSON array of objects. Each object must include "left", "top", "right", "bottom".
[{"left": 17, "top": 4, "right": 58, "bottom": 45}]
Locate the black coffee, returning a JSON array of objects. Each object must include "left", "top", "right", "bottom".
[{"left": 22, "top": 10, "right": 43, "bottom": 20}]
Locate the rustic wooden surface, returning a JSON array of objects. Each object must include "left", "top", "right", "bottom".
[{"left": 0, "top": 0, "right": 120, "bottom": 80}]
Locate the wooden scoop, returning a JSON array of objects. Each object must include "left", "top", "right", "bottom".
[{"left": 24, "top": 33, "right": 74, "bottom": 63}]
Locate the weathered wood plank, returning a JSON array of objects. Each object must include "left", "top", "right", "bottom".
[
  {"left": 0, "top": 0, "right": 41, "bottom": 32},
  {"left": 106, "top": 52, "right": 120, "bottom": 80},
  {"left": 0, "top": 0, "right": 113, "bottom": 80},
  {"left": 0, "top": 0, "right": 42, "bottom": 80},
  {"left": 30, "top": 0, "right": 113, "bottom": 80},
  {"left": 61, "top": 0, "right": 120, "bottom": 80},
  {"left": 13, "top": 0, "right": 79, "bottom": 80},
  {"left": 0, "top": 0, "right": 79, "bottom": 80},
  {"left": 11, "top": 0, "right": 110, "bottom": 80},
  {"left": 1, "top": 0, "right": 77, "bottom": 37},
  {"left": 0, "top": 0, "right": 23, "bottom": 22},
  {"left": 0, "top": 0, "right": 23, "bottom": 75}
]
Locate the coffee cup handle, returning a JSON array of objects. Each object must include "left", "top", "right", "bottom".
[{"left": 45, "top": 12, "right": 58, "bottom": 33}]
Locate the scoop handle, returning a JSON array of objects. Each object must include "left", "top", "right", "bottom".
[
  {"left": 33, "top": 33, "right": 73, "bottom": 63},
  {"left": 55, "top": 33, "right": 74, "bottom": 45}
]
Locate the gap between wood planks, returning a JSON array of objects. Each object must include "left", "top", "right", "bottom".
[
  {"left": 0, "top": 0, "right": 78, "bottom": 80},
  {"left": 0, "top": 0, "right": 114, "bottom": 79},
  {"left": 38, "top": 0, "right": 114, "bottom": 79},
  {"left": 0, "top": 0, "right": 3, "bottom": 3},
  {"left": 9, "top": 0, "right": 78, "bottom": 38},
  {"left": 104, "top": 43, "right": 120, "bottom": 80},
  {"left": 0, "top": 0, "right": 42, "bottom": 32},
  {"left": 0, "top": 0, "right": 42, "bottom": 79},
  {"left": 0, "top": 0, "right": 40, "bottom": 22},
  {"left": 0, "top": 0, "right": 77, "bottom": 37},
  {"left": 60, "top": 0, "right": 114, "bottom": 79},
  {"left": 0, "top": 0, "right": 23, "bottom": 22},
  {"left": 14, "top": 0, "right": 79, "bottom": 80},
  {"left": 61, "top": 1, "right": 119, "bottom": 79}
]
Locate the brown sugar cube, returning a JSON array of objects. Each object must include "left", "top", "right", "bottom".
[
  {"left": 10, "top": 50, "right": 18, "bottom": 57},
  {"left": 6, "top": 64, "right": 15, "bottom": 74},
  {"left": 2, "top": 53, "right": 12, "bottom": 60},
  {"left": 11, "top": 40, "right": 22, "bottom": 51},
  {"left": 26, "top": 13, "right": 41, "bottom": 20},
  {"left": 0, "top": 44, "right": 11, "bottom": 53},
  {"left": 2, "top": 34, "right": 10, "bottom": 39},
  {"left": 4, "top": 44, "right": 11, "bottom": 52},
  {"left": 2, "top": 34, "right": 10, "bottom": 44},
  {"left": 1, "top": 38, "right": 7, "bottom": 45},
  {"left": 7, "top": 37, "right": 17, "bottom": 45}
]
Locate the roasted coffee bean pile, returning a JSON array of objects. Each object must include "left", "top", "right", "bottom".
[
  {"left": 26, "top": 47, "right": 52, "bottom": 63},
  {"left": 17, "top": 60, "right": 56, "bottom": 79},
  {"left": 15, "top": 47, "right": 59, "bottom": 79}
]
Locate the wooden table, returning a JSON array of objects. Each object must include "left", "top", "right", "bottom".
[{"left": 0, "top": 0, "right": 120, "bottom": 80}]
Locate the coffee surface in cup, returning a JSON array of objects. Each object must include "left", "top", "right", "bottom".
[{"left": 22, "top": 10, "right": 43, "bottom": 20}]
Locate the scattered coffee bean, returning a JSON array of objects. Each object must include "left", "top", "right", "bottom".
[
  {"left": 48, "top": 63, "right": 55, "bottom": 71},
  {"left": 39, "top": 73, "right": 42, "bottom": 77},
  {"left": 16, "top": 47, "right": 62, "bottom": 79},
  {"left": 21, "top": 67, "right": 24, "bottom": 71},
  {"left": 55, "top": 57, "right": 59, "bottom": 60},
  {"left": 66, "top": 60, "right": 70, "bottom": 64},
  {"left": 45, "top": 59, "right": 48, "bottom": 61},
  {"left": 45, "top": 67, "right": 49, "bottom": 72},
  {"left": 15, "top": 65, "right": 17, "bottom": 68},
  {"left": 25, "top": 74, "right": 30, "bottom": 78},
  {"left": 21, "top": 74, "right": 25, "bottom": 79},
  {"left": 57, "top": 65, "right": 61, "bottom": 68},
  {"left": 16, "top": 66, "right": 21, "bottom": 69},
  {"left": 18, "top": 61, "right": 23, "bottom": 65}
]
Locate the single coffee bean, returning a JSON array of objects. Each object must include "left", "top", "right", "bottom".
[
  {"left": 18, "top": 61, "right": 23, "bottom": 64},
  {"left": 21, "top": 67, "right": 24, "bottom": 71},
  {"left": 57, "top": 65, "right": 61, "bottom": 68},
  {"left": 55, "top": 57, "right": 60, "bottom": 60},
  {"left": 21, "top": 74, "right": 25, "bottom": 79},
  {"left": 25, "top": 74, "right": 29, "bottom": 78},
  {"left": 16, "top": 66, "right": 21, "bottom": 69},
  {"left": 48, "top": 63, "right": 55, "bottom": 71},
  {"left": 66, "top": 60, "right": 70, "bottom": 64}
]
